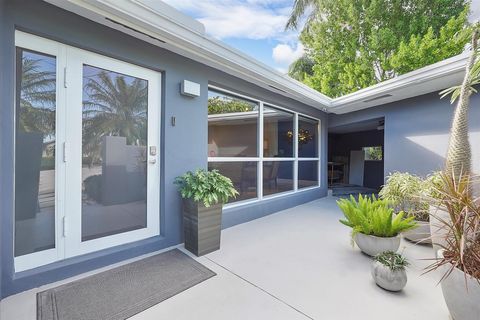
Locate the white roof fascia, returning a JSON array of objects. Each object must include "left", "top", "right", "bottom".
[
  {"left": 329, "top": 53, "right": 469, "bottom": 114},
  {"left": 43, "top": 0, "right": 331, "bottom": 110},
  {"left": 42, "top": 0, "right": 471, "bottom": 115}
]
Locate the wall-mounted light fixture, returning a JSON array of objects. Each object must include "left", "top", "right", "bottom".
[{"left": 180, "top": 80, "right": 200, "bottom": 97}]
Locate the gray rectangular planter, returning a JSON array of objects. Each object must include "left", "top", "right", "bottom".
[{"left": 182, "top": 199, "right": 222, "bottom": 256}]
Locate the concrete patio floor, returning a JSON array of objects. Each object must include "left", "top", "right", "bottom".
[{"left": 1, "top": 197, "right": 449, "bottom": 320}]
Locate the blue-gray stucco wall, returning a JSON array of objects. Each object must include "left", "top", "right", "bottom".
[
  {"left": 0, "top": 0, "right": 327, "bottom": 298},
  {"left": 329, "top": 91, "right": 480, "bottom": 178}
]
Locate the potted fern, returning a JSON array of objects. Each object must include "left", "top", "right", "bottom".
[
  {"left": 337, "top": 194, "right": 417, "bottom": 256},
  {"left": 379, "top": 172, "right": 431, "bottom": 244},
  {"left": 175, "top": 169, "right": 238, "bottom": 256},
  {"left": 372, "top": 251, "right": 409, "bottom": 292}
]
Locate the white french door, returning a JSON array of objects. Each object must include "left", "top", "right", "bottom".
[{"left": 14, "top": 31, "right": 161, "bottom": 271}]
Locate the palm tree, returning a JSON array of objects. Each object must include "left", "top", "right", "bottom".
[
  {"left": 288, "top": 54, "right": 315, "bottom": 81},
  {"left": 19, "top": 54, "right": 56, "bottom": 135},
  {"left": 285, "top": 0, "right": 321, "bottom": 30},
  {"left": 82, "top": 70, "right": 148, "bottom": 165}
]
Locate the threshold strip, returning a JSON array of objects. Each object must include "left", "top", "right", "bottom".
[{"left": 204, "top": 257, "right": 315, "bottom": 320}]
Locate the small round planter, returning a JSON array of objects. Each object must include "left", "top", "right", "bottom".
[
  {"left": 438, "top": 250, "right": 480, "bottom": 320},
  {"left": 371, "top": 261, "right": 407, "bottom": 292},
  {"left": 354, "top": 233, "right": 401, "bottom": 256},
  {"left": 403, "top": 221, "right": 432, "bottom": 244}
]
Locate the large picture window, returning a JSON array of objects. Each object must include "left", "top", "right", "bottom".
[{"left": 208, "top": 87, "right": 321, "bottom": 205}]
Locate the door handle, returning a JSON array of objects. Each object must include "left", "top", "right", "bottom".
[{"left": 148, "top": 158, "right": 156, "bottom": 164}]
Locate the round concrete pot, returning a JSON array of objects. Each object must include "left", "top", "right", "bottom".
[
  {"left": 354, "top": 233, "right": 401, "bottom": 256},
  {"left": 429, "top": 206, "right": 450, "bottom": 255},
  {"left": 403, "top": 221, "right": 432, "bottom": 244},
  {"left": 438, "top": 250, "right": 480, "bottom": 320},
  {"left": 371, "top": 261, "right": 407, "bottom": 292}
]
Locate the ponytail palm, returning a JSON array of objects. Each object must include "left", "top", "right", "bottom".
[{"left": 440, "top": 29, "right": 479, "bottom": 178}]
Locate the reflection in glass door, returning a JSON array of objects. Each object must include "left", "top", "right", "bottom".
[
  {"left": 14, "top": 31, "right": 161, "bottom": 270},
  {"left": 65, "top": 47, "right": 160, "bottom": 258},
  {"left": 81, "top": 65, "right": 148, "bottom": 241},
  {"left": 15, "top": 48, "right": 57, "bottom": 258}
]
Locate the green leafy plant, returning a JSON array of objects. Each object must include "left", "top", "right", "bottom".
[
  {"left": 174, "top": 169, "right": 238, "bottom": 207},
  {"left": 374, "top": 251, "right": 409, "bottom": 271},
  {"left": 379, "top": 172, "right": 429, "bottom": 221},
  {"left": 338, "top": 194, "right": 417, "bottom": 241}
]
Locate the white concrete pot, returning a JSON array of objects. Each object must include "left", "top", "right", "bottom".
[
  {"left": 429, "top": 206, "right": 450, "bottom": 254},
  {"left": 403, "top": 221, "right": 432, "bottom": 244},
  {"left": 354, "top": 233, "right": 401, "bottom": 256},
  {"left": 371, "top": 261, "right": 407, "bottom": 292},
  {"left": 438, "top": 250, "right": 480, "bottom": 320}
]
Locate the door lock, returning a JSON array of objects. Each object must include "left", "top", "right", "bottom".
[{"left": 149, "top": 146, "right": 157, "bottom": 156}]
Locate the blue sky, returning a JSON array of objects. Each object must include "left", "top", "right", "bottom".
[
  {"left": 164, "top": 0, "right": 480, "bottom": 74},
  {"left": 163, "top": 0, "right": 303, "bottom": 74}
]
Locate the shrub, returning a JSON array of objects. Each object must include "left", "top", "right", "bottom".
[
  {"left": 338, "top": 194, "right": 417, "bottom": 240},
  {"left": 379, "top": 172, "right": 430, "bottom": 221},
  {"left": 374, "top": 251, "right": 409, "bottom": 271},
  {"left": 174, "top": 169, "right": 238, "bottom": 207}
]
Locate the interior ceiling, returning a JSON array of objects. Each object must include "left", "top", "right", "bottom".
[{"left": 329, "top": 118, "right": 384, "bottom": 134}]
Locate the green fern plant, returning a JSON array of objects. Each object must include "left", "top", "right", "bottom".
[
  {"left": 174, "top": 169, "right": 238, "bottom": 207},
  {"left": 338, "top": 194, "right": 417, "bottom": 242}
]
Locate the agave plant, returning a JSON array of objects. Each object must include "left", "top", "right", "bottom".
[
  {"left": 374, "top": 251, "right": 409, "bottom": 271},
  {"left": 338, "top": 194, "right": 417, "bottom": 242}
]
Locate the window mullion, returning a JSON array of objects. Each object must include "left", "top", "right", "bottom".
[
  {"left": 294, "top": 113, "right": 299, "bottom": 191},
  {"left": 258, "top": 101, "right": 264, "bottom": 200}
]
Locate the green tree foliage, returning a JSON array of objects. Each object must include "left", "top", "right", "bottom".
[
  {"left": 208, "top": 96, "right": 255, "bottom": 114},
  {"left": 288, "top": 0, "right": 471, "bottom": 97}
]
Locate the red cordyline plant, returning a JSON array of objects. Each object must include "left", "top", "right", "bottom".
[{"left": 424, "top": 171, "right": 480, "bottom": 283}]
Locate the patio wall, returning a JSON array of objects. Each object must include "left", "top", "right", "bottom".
[
  {"left": 0, "top": 0, "right": 327, "bottom": 298},
  {"left": 329, "top": 90, "right": 480, "bottom": 178}
]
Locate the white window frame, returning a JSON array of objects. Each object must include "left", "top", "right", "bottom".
[{"left": 208, "top": 85, "right": 322, "bottom": 209}]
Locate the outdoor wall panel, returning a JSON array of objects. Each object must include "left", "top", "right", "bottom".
[{"left": 0, "top": 0, "right": 328, "bottom": 298}]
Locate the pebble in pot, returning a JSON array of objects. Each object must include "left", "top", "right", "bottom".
[{"left": 371, "top": 251, "right": 408, "bottom": 292}]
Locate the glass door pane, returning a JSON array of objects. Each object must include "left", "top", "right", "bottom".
[
  {"left": 81, "top": 65, "right": 148, "bottom": 241},
  {"left": 15, "top": 49, "right": 57, "bottom": 257}
]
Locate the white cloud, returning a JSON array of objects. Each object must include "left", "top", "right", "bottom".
[
  {"left": 162, "top": 0, "right": 297, "bottom": 41},
  {"left": 272, "top": 43, "right": 304, "bottom": 65}
]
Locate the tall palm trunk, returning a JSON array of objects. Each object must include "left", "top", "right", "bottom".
[{"left": 445, "top": 30, "right": 479, "bottom": 179}]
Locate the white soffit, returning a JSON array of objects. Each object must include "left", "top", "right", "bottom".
[
  {"left": 43, "top": 0, "right": 331, "bottom": 110},
  {"left": 43, "top": 0, "right": 469, "bottom": 114}
]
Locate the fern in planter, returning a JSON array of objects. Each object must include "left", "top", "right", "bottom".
[
  {"left": 174, "top": 169, "right": 238, "bottom": 207},
  {"left": 338, "top": 194, "right": 417, "bottom": 240}
]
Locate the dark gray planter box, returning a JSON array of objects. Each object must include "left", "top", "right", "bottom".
[{"left": 182, "top": 199, "right": 222, "bottom": 256}]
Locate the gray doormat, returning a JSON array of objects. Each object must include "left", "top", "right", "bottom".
[{"left": 37, "top": 249, "right": 216, "bottom": 320}]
